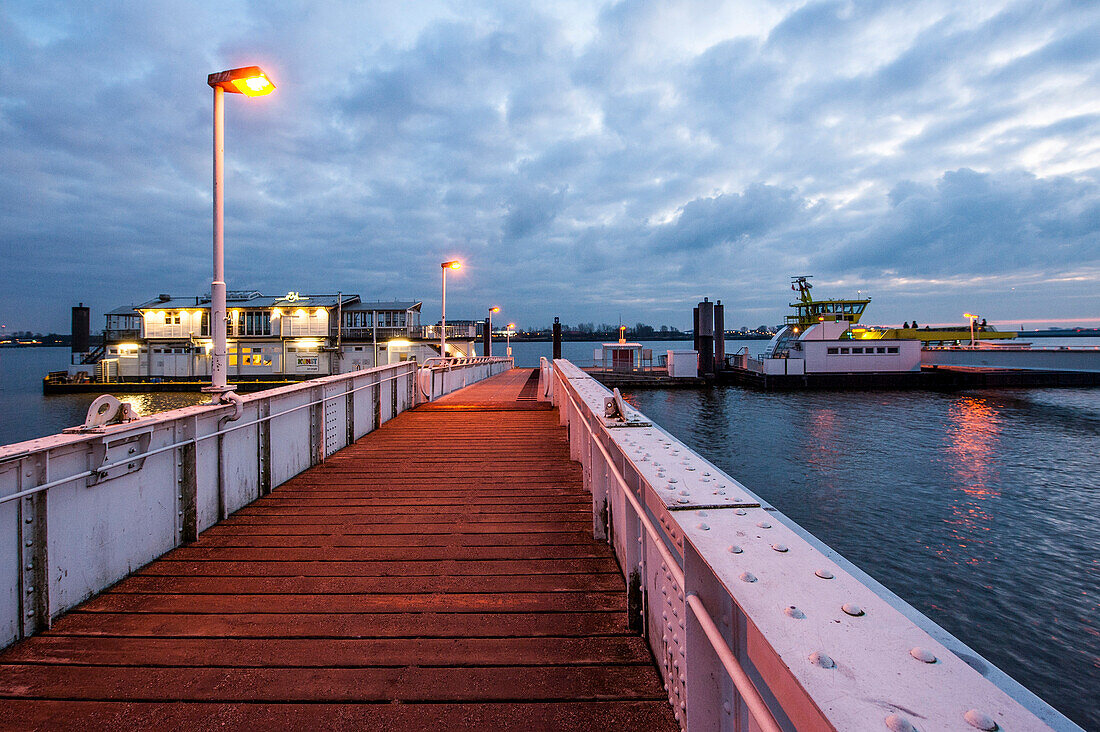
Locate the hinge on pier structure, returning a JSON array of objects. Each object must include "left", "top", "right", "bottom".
[
  {"left": 177, "top": 417, "right": 198, "bottom": 543},
  {"left": 309, "top": 385, "right": 324, "bottom": 466},
  {"left": 345, "top": 380, "right": 356, "bottom": 447},
  {"left": 18, "top": 456, "right": 50, "bottom": 638},
  {"left": 372, "top": 375, "right": 382, "bottom": 431},
  {"left": 257, "top": 402, "right": 272, "bottom": 496}
]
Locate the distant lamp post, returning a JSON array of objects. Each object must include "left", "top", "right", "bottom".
[
  {"left": 964, "top": 313, "right": 978, "bottom": 347},
  {"left": 507, "top": 323, "right": 515, "bottom": 358},
  {"left": 440, "top": 260, "right": 462, "bottom": 357},
  {"left": 205, "top": 65, "right": 275, "bottom": 402},
  {"left": 487, "top": 306, "right": 501, "bottom": 357}
]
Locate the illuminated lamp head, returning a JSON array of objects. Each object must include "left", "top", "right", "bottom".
[{"left": 207, "top": 66, "right": 275, "bottom": 97}]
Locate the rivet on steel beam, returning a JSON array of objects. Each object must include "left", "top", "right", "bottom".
[
  {"left": 784, "top": 606, "right": 805, "bottom": 619},
  {"left": 808, "top": 651, "right": 836, "bottom": 669},
  {"left": 815, "top": 569, "right": 834, "bottom": 579},
  {"left": 697, "top": 523, "right": 710, "bottom": 530},
  {"left": 885, "top": 713, "right": 918, "bottom": 732},
  {"left": 727, "top": 544, "right": 742, "bottom": 554},
  {"left": 964, "top": 710, "right": 998, "bottom": 730},
  {"left": 910, "top": 647, "right": 937, "bottom": 663},
  {"left": 26, "top": 587, "right": 34, "bottom": 594},
  {"left": 24, "top": 564, "right": 32, "bottom": 570},
  {"left": 735, "top": 509, "right": 746, "bottom": 515},
  {"left": 842, "top": 603, "right": 865, "bottom": 617},
  {"left": 772, "top": 543, "right": 788, "bottom": 552},
  {"left": 677, "top": 498, "right": 689, "bottom": 504},
  {"left": 26, "top": 610, "right": 34, "bottom": 617},
  {"left": 24, "top": 517, "right": 33, "bottom": 524},
  {"left": 25, "top": 541, "right": 32, "bottom": 547},
  {"left": 740, "top": 572, "right": 757, "bottom": 583},
  {"left": 756, "top": 521, "right": 771, "bottom": 528},
  {"left": 679, "top": 489, "right": 689, "bottom": 496}
]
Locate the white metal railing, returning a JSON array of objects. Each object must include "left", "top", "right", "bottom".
[
  {"left": 546, "top": 357, "right": 1079, "bottom": 732},
  {"left": 0, "top": 357, "right": 507, "bottom": 650},
  {"left": 418, "top": 357, "right": 512, "bottom": 401}
]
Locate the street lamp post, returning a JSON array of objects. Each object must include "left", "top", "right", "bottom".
[
  {"left": 507, "top": 323, "right": 515, "bottom": 358},
  {"left": 487, "top": 306, "right": 500, "bottom": 357},
  {"left": 440, "top": 260, "right": 462, "bottom": 358},
  {"left": 964, "top": 313, "right": 978, "bottom": 347},
  {"left": 205, "top": 66, "right": 275, "bottom": 403}
]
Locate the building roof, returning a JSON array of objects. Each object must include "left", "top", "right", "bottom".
[
  {"left": 116, "top": 292, "right": 423, "bottom": 314},
  {"left": 344, "top": 300, "right": 422, "bottom": 312},
  {"left": 127, "top": 293, "right": 364, "bottom": 311}
]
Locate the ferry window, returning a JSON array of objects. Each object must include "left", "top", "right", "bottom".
[
  {"left": 852, "top": 347, "right": 863, "bottom": 353},
  {"left": 888, "top": 347, "right": 899, "bottom": 353},
  {"left": 827, "top": 348, "right": 838, "bottom": 354},
  {"left": 877, "top": 347, "right": 886, "bottom": 353},
  {"left": 840, "top": 348, "right": 850, "bottom": 354}
]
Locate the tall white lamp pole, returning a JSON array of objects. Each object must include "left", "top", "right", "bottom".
[
  {"left": 205, "top": 66, "right": 275, "bottom": 402},
  {"left": 440, "top": 260, "right": 462, "bottom": 358}
]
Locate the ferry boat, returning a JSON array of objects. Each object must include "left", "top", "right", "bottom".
[{"left": 748, "top": 277, "right": 1016, "bottom": 376}]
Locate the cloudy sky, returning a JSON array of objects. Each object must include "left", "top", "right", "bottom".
[{"left": 2, "top": 0, "right": 1099, "bottom": 333}]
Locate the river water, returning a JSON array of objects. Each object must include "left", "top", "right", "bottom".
[{"left": 1, "top": 344, "right": 1097, "bottom": 727}]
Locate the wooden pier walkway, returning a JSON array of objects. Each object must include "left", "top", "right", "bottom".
[{"left": 0, "top": 369, "right": 676, "bottom": 730}]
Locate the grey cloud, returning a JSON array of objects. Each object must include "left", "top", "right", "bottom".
[{"left": 2, "top": 1, "right": 1100, "bottom": 333}]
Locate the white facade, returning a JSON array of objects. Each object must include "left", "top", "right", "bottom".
[
  {"left": 754, "top": 322, "right": 921, "bottom": 374},
  {"left": 98, "top": 292, "right": 473, "bottom": 381}
]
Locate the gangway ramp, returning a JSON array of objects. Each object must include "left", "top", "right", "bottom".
[{"left": 0, "top": 369, "right": 676, "bottom": 729}]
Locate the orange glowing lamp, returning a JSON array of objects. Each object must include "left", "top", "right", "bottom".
[
  {"left": 442, "top": 260, "right": 462, "bottom": 270},
  {"left": 208, "top": 66, "right": 276, "bottom": 97},
  {"left": 490, "top": 306, "right": 501, "bottom": 314}
]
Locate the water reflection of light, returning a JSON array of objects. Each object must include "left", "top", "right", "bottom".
[
  {"left": 939, "top": 396, "right": 1002, "bottom": 565},
  {"left": 807, "top": 408, "right": 841, "bottom": 471},
  {"left": 114, "top": 392, "right": 208, "bottom": 418}
]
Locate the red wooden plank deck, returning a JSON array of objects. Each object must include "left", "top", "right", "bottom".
[{"left": 0, "top": 369, "right": 676, "bottom": 731}]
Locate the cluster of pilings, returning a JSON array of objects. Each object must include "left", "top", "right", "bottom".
[{"left": 694, "top": 298, "right": 725, "bottom": 376}]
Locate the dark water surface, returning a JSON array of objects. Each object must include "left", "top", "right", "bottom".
[
  {"left": 624, "top": 384, "right": 1099, "bottom": 729},
  {"left": 0, "top": 348, "right": 207, "bottom": 444},
  {"left": 3, "top": 345, "right": 1097, "bottom": 727}
]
